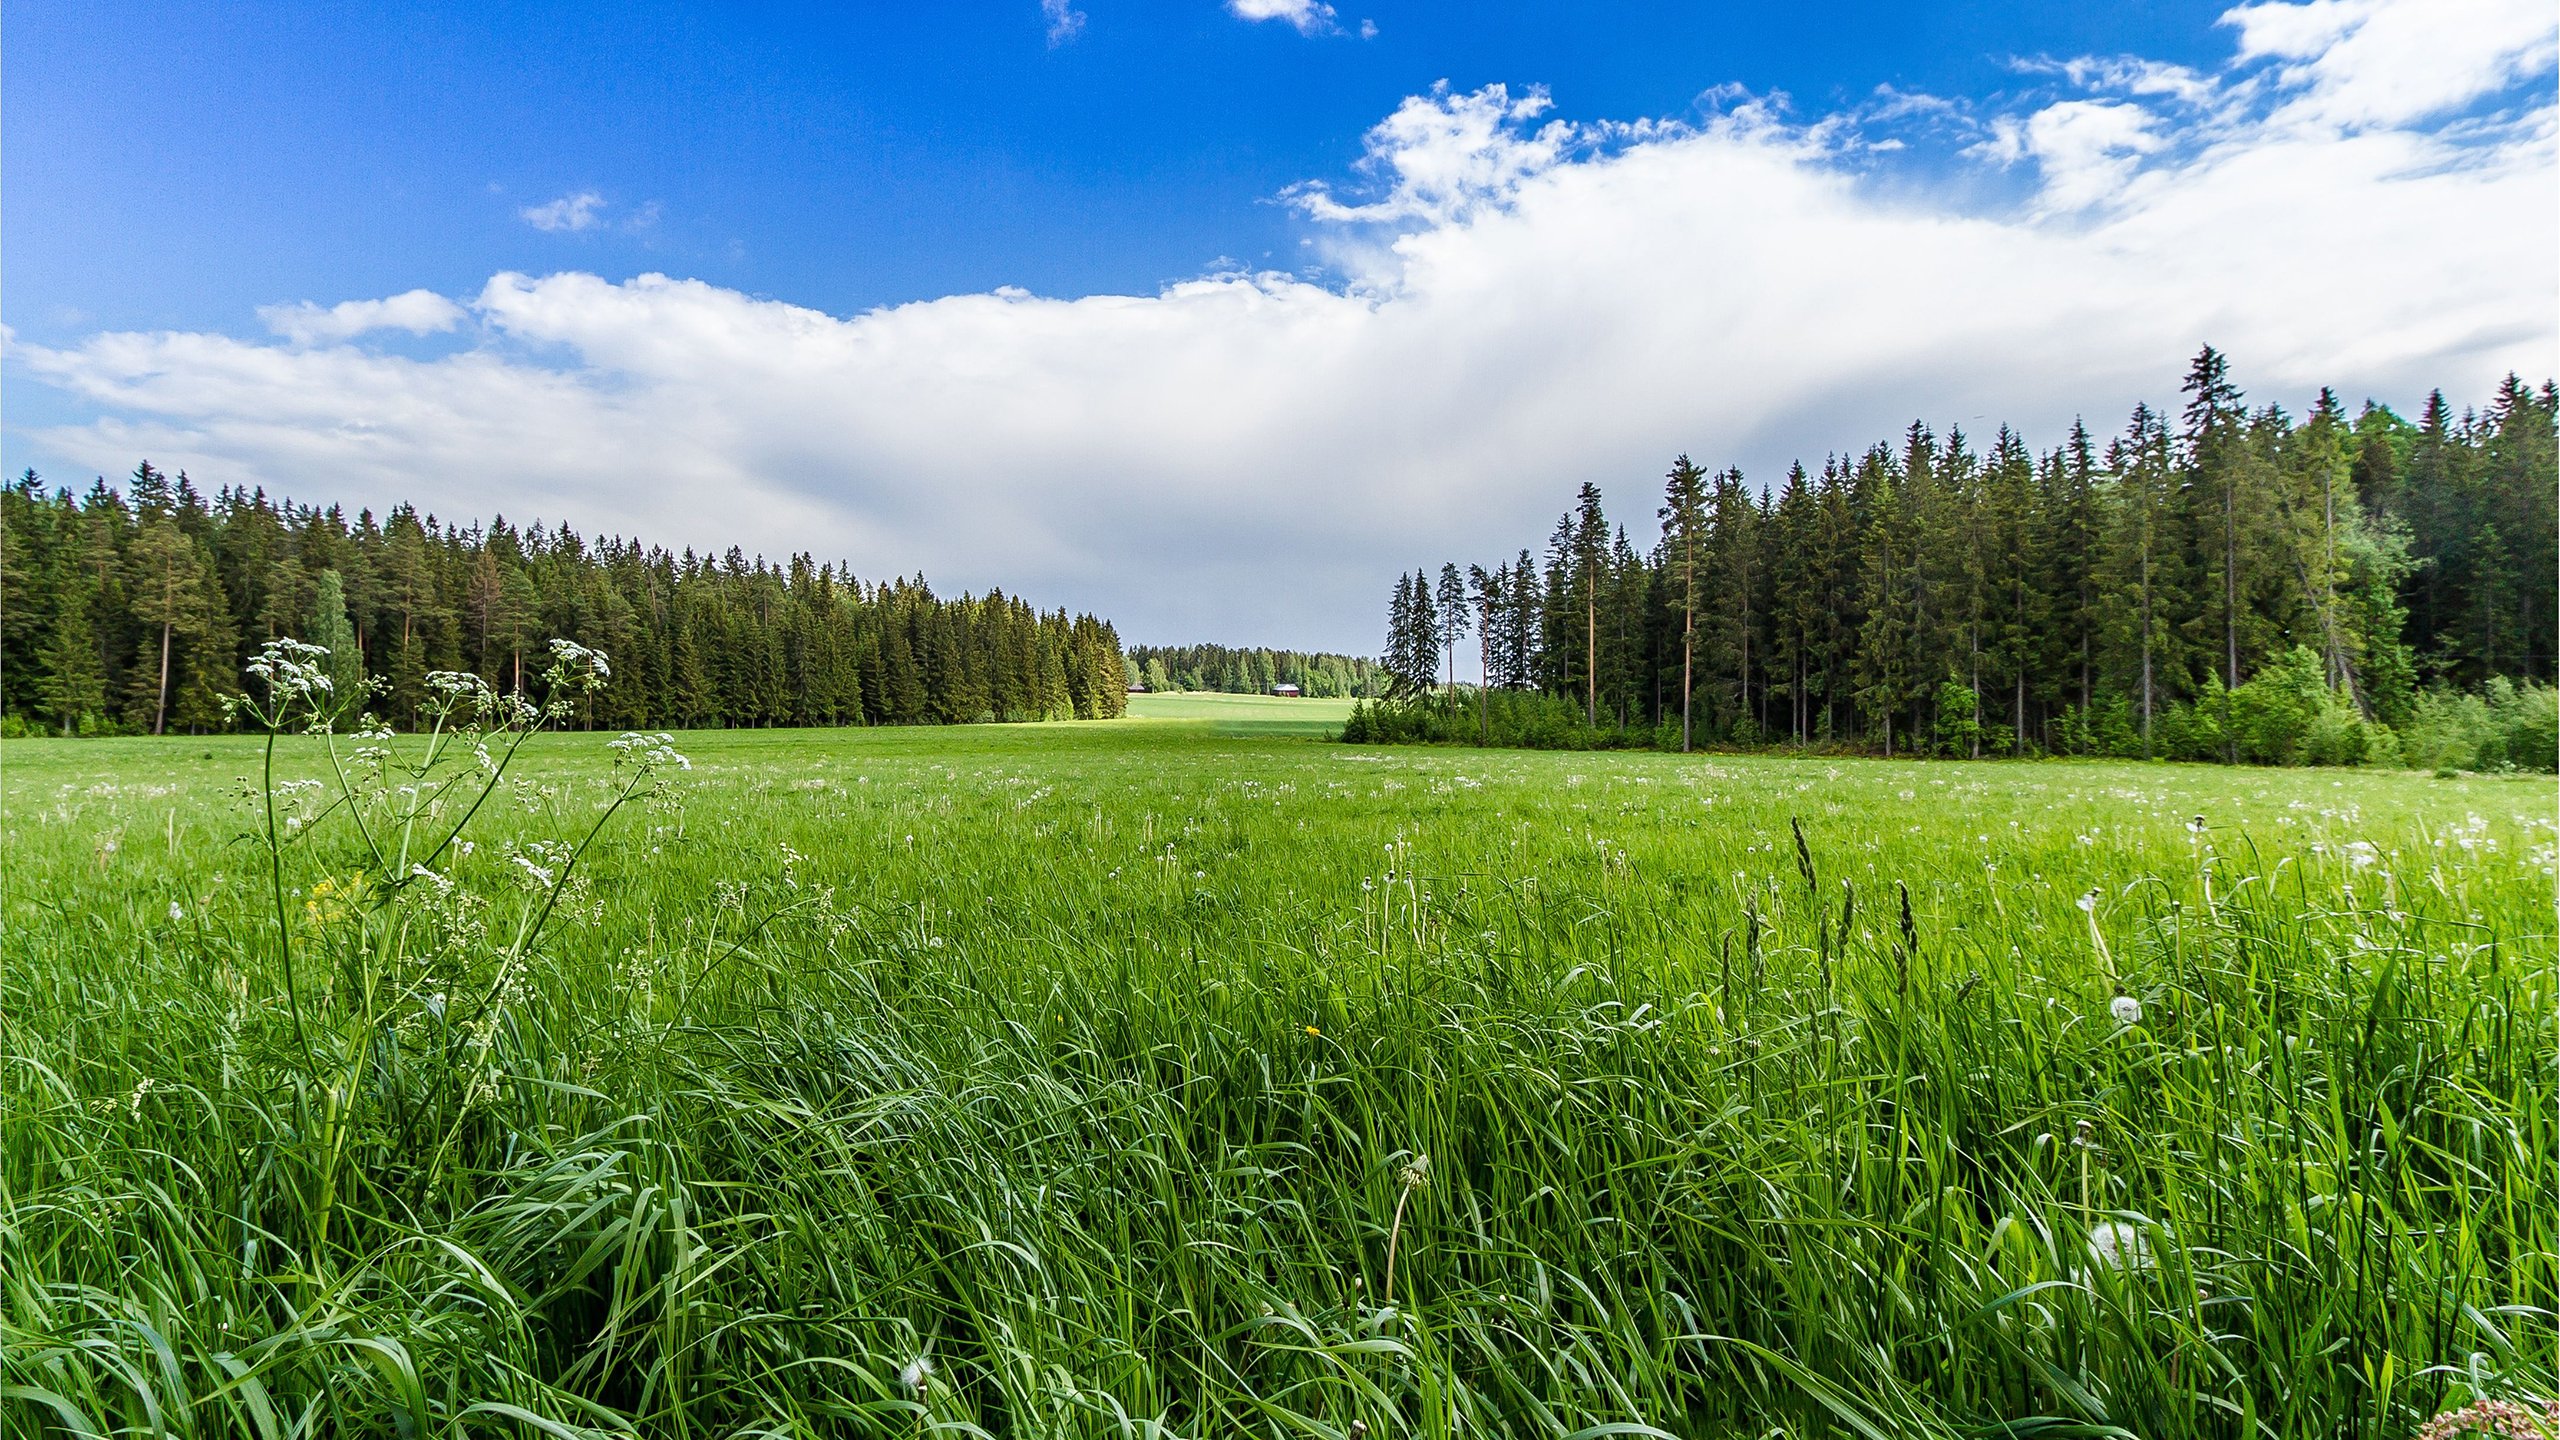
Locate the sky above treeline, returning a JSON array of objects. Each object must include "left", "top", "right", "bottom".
[{"left": 7, "top": 0, "right": 2554, "bottom": 652}]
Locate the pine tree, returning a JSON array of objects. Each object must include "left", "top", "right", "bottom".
[
  {"left": 1436, "top": 562, "right": 1469, "bottom": 704},
  {"left": 1982, "top": 427, "right": 2040, "bottom": 753},
  {"left": 2099, "top": 406, "right": 2180, "bottom": 754},
  {"left": 1571, "top": 485, "right": 1607, "bottom": 725},
  {"left": 124, "top": 522, "right": 213, "bottom": 735},
  {"left": 1851, "top": 458, "right": 1909, "bottom": 753},
  {"left": 1659, "top": 455, "right": 1709, "bottom": 750}
]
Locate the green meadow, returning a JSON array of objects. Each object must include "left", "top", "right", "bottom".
[
  {"left": 1125, "top": 690, "right": 1359, "bottom": 734},
  {"left": 3, "top": 701, "right": 2552, "bottom": 1438}
]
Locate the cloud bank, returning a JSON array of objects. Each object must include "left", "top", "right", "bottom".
[{"left": 14, "top": 0, "right": 2555, "bottom": 651}]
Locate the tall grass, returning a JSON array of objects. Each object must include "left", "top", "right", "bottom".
[{"left": 3, "top": 662, "right": 2552, "bottom": 1438}]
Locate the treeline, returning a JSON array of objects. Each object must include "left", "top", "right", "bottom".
[
  {"left": 0, "top": 465, "right": 1130, "bottom": 735},
  {"left": 1356, "top": 350, "right": 2557, "bottom": 768},
  {"left": 1125, "top": 643, "right": 1384, "bottom": 698}
]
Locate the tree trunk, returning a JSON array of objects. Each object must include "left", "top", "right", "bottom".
[
  {"left": 1969, "top": 652, "right": 1982, "bottom": 759},
  {"left": 2225, "top": 485, "right": 2239, "bottom": 690},
  {"left": 2140, "top": 546, "right": 2155, "bottom": 757},
  {"left": 153, "top": 621, "right": 172, "bottom": 736},
  {"left": 1585, "top": 591, "right": 1596, "bottom": 728},
  {"left": 1680, "top": 607, "right": 1693, "bottom": 753}
]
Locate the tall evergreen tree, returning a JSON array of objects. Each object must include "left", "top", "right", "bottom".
[{"left": 1659, "top": 455, "right": 1709, "bottom": 750}]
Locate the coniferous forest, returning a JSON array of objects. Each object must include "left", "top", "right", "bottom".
[
  {"left": 1355, "top": 351, "right": 2558, "bottom": 769},
  {"left": 0, "top": 466, "right": 1130, "bottom": 735},
  {"left": 1124, "top": 643, "right": 1385, "bottom": 698}
]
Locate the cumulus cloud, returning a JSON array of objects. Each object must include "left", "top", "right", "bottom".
[
  {"left": 1229, "top": 0, "right": 1336, "bottom": 37},
  {"left": 257, "top": 289, "right": 466, "bottom": 346},
  {"left": 13, "top": 0, "right": 2555, "bottom": 651},
  {"left": 1284, "top": 83, "right": 1571, "bottom": 230},
  {"left": 520, "top": 190, "right": 606, "bottom": 232}
]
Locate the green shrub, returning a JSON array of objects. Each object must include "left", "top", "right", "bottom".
[
  {"left": 2490, "top": 678, "right": 2559, "bottom": 773},
  {"left": 1932, "top": 676, "right": 1981, "bottom": 758},
  {"left": 2393, "top": 680, "right": 2556, "bottom": 772}
]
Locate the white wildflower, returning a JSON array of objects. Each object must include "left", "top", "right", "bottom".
[
  {"left": 2110, "top": 994, "right": 2142, "bottom": 1028},
  {"left": 608, "top": 731, "right": 690, "bottom": 773},
  {"left": 900, "top": 1356, "right": 933, "bottom": 1395},
  {"left": 243, "top": 637, "right": 334, "bottom": 705}
]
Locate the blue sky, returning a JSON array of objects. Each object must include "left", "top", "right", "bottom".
[
  {"left": 8, "top": 1, "right": 2553, "bottom": 649},
  {"left": 11, "top": 1, "right": 2236, "bottom": 338}
]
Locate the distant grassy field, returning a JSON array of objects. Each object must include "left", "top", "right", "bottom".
[
  {"left": 3, "top": 711, "right": 2551, "bottom": 1438},
  {"left": 1125, "top": 689, "right": 1358, "bottom": 734}
]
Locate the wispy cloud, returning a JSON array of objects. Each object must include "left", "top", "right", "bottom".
[
  {"left": 1041, "top": 0, "right": 1085, "bottom": 45},
  {"left": 520, "top": 190, "right": 606, "bottom": 233},
  {"left": 1229, "top": 0, "right": 1336, "bottom": 37},
  {"left": 18, "top": 0, "right": 2556, "bottom": 649},
  {"left": 2222, "top": 0, "right": 2556, "bottom": 127}
]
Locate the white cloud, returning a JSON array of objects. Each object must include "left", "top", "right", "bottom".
[
  {"left": 1041, "top": 0, "right": 1085, "bottom": 46},
  {"left": 2019, "top": 100, "right": 2169, "bottom": 211},
  {"left": 257, "top": 289, "right": 466, "bottom": 346},
  {"left": 1285, "top": 83, "right": 1568, "bottom": 230},
  {"left": 520, "top": 190, "right": 606, "bottom": 233},
  {"left": 2021, "top": 55, "right": 2219, "bottom": 108},
  {"left": 2223, "top": 0, "right": 2557, "bottom": 128},
  {"left": 1229, "top": 0, "right": 1336, "bottom": 37},
  {"left": 15, "top": 0, "right": 2556, "bottom": 651}
]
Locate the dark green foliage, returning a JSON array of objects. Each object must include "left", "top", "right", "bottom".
[
  {"left": 0, "top": 476, "right": 1127, "bottom": 733},
  {"left": 1126, "top": 644, "right": 1384, "bottom": 698},
  {"left": 1362, "top": 354, "right": 2554, "bottom": 766}
]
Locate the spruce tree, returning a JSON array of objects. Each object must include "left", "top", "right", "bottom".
[
  {"left": 1436, "top": 563, "right": 1468, "bottom": 704},
  {"left": 307, "top": 569, "right": 365, "bottom": 710},
  {"left": 1659, "top": 455, "right": 1709, "bottom": 750}
]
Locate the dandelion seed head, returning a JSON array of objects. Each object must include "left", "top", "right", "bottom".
[{"left": 2088, "top": 1220, "right": 2152, "bottom": 1272}]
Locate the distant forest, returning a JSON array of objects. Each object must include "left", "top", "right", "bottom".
[
  {"left": 1360, "top": 350, "right": 2557, "bottom": 767},
  {"left": 1125, "top": 643, "right": 1384, "bottom": 698},
  {"left": 0, "top": 467, "right": 1130, "bottom": 736}
]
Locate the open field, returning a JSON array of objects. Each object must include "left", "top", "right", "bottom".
[
  {"left": 4, "top": 716, "right": 2553, "bottom": 1438},
  {"left": 1124, "top": 690, "right": 1359, "bottom": 735}
]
